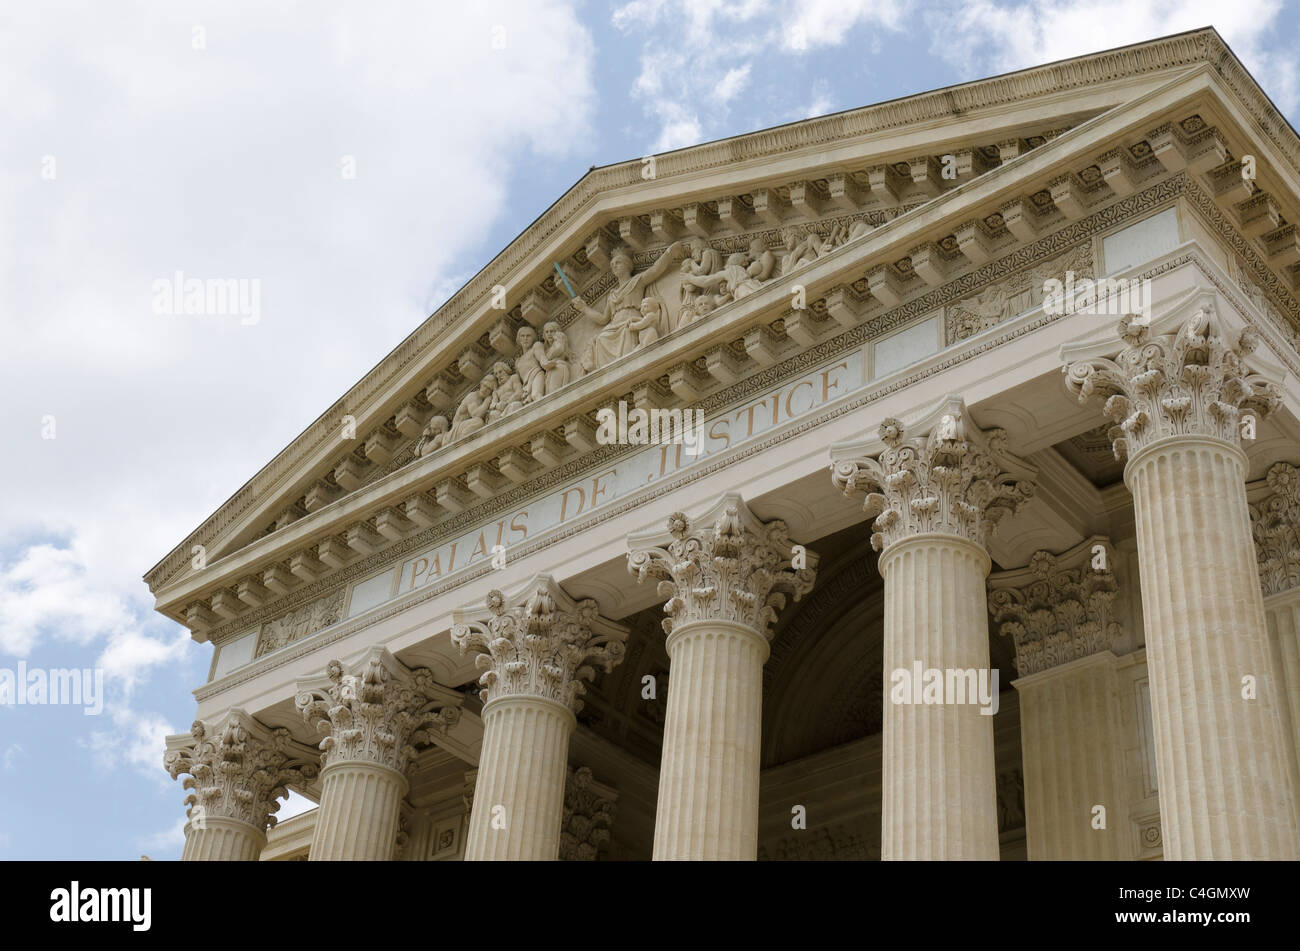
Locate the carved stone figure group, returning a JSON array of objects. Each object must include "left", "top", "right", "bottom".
[
  {"left": 415, "top": 216, "right": 873, "bottom": 457},
  {"left": 416, "top": 322, "right": 580, "bottom": 457}
]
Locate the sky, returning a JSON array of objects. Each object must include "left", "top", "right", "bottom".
[{"left": 1, "top": 1, "right": 1297, "bottom": 861}]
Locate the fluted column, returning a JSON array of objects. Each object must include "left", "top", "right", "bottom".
[
  {"left": 164, "top": 709, "right": 318, "bottom": 861},
  {"left": 1066, "top": 308, "right": 1299, "bottom": 859},
  {"left": 296, "top": 648, "right": 461, "bottom": 861},
  {"left": 629, "top": 494, "right": 816, "bottom": 860},
  {"left": 452, "top": 576, "right": 628, "bottom": 860},
  {"left": 1250, "top": 461, "right": 1300, "bottom": 833},
  {"left": 989, "top": 539, "right": 1128, "bottom": 859},
  {"left": 832, "top": 397, "right": 1035, "bottom": 859}
]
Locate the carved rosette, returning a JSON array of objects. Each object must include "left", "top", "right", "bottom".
[
  {"left": 450, "top": 578, "right": 628, "bottom": 713},
  {"left": 627, "top": 499, "right": 816, "bottom": 638},
  {"left": 830, "top": 403, "right": 1035, "bottom": 552},
  {"left": 1250, "top": 462, "right": 1300, "bottom": 597},
  {"left": 163, "top": 711, "right": 318, "bottom": 831},
  {"left": 559, "top": 766, "right": 617, "bottom": 861},
  {"left": 987, "top": 544, "right": 1122, "bottom": 676},
  {"left": 295, "top": 651, "right": 462, "bottom": 775},
  {"left": 1063, "top": 309, "right": 1281, "bottom": 462}
]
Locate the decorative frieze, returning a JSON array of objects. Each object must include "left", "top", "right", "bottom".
[
  {"left": 450, "top": 576, "right": 628, "bottom": 712},
  {"left": 830, "top": 397, "right": 1035, "bottom": 552},
  {"left": 559, "top": 766, "right": 617, "bottom": 861},
  {"left": 295, "top": 649, "right": 462, "bottom": 774},
  {"left": 627, "top": 496, "right": 816, "bottom": 638},
  {"left": 987, "top": 540, "right": 1122, "bottom": 676},
  {"left": 1250, "top": 462, "right": 1300, "bottom": 597},
  {"left": 1064, "top": 308, "right": 1282, "bottom": 461},
  {"left": 255, "top": 590, "right": 344, "bottom": 658},
  {"left": 164, "top": 710, "right": 318, "bottom": 831},
  {"left": 950, "top": 242, "right": 1093, "bottom": 341}
]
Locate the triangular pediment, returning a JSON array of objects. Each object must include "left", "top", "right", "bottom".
[{"left": 148, "top": 28, "right": 1300, "bottom": 643}]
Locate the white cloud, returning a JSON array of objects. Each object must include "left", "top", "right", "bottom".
[
  {"left": 0, "top": 543, "right": 135, "bottom": 656},
  {"left": 613, "top": 0, "right": 905, "bottom": 151},
  {"left": 716, "top": 65, "right": 753, "bottom": 103},
  {"left": 3, "top": 744, "right": 23, "bottom": 770},
  {"left": 0, "top": 0, "right": 598, "bottom": 789},
  {"left": 928, "top": 0, "right": 1297, "bottom": 114},
  {"left": 138, "top": 816, "right": 187, "bottom": 856}
]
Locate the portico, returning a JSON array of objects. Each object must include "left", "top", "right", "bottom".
[{"left": 154, "top": 30, "right": 1300, "bottom": 861}]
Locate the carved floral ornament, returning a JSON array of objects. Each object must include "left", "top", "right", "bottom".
[
  {"left": 449, "top": 578, "right": 628, "bottom": 712},
  {"left": 626, "top": 497, "right": 817, "bottom": 638},
  {"left": 1250, "top": 462, "right": 1300, "bottom": 597},
  {"left": 163, "top": 710, "right": 319, "bottom": 832},
  {"left": 830, "top": 401, "right": 1036, "bottom": 552},
  {"left": 1063, "top": 308, "right": 1282, "bottom": 462},
  {"left": 560, "top": 766, "right": 617, "bottom": 862},
  {"left": 987, "top": 543, "right": 1122, "bottom": 677},
  {"left": 295, "top": 650, "right": 463, "bottom": 775}
]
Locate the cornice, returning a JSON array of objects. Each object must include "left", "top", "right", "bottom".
[
  {"left": 193, "top": 240, "right": 1261, "bottom": 706},
  {"left": 148, "top": 29, "right": 1294, "bottom": 593},
  {"left": 184, "top": 167, "right": 1300, "bottom": 653}
]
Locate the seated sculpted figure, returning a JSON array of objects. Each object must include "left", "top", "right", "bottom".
[
  {"left": 449, "top": 376, "right": 495, "bottom": 441},
  {"left": 515, "top": 326, "right": 548, "bottom": 403},
  {"left": 541, "top": 321, "right": 578, "bottom": 395},
  {"left": 415, "top": 414, "right": 450, "bottom": 457},
  {"left": 486, "top": 361, "right": 525, "bottom": 421},
  {"left": 574, "top": 241, "right": 683, "bottom": 372},
  {"left": 779, "top": 225, "right": 821, "bottom": 273},
  {"left": 628, "top": 296, "right": 665, "bottom": 347}
]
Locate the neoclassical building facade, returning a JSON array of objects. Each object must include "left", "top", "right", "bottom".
[{"left": 152, "top": 29, "right": 1300, "bottom": 861}]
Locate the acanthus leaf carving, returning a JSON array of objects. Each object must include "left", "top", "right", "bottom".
[
  {"left": 1250, "top": 462, "right": 1300, "bottom": 597},
  {"left": 449, "top": 576, "right": 628, "bottom": 712},
  {"left": 294, "top": 648, "right": 462, "bottom": 774},
  {"left": 627, "top": 495, "right": 816, "bottom": 638},
  {"left": 830, "top": 398, "right": 1035, "bottom": 552},
  {"left": 1063, "top": 307, "right": 1282, "bottom": 461},
  {"left": 163, "top": 709, "right": 319, "bottom": 832},
  {"left": 987, "top": 540, "right": 1122, "bottom": 676},
  {"left": 559, "top": 765, "right": 617, "bottom": 861}
]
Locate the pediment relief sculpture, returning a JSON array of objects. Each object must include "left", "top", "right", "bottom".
[
  {"left": 951, "top": 242, "right": 1093, "bottom": 340},
  {"left": 255, "top": 589, "right": 345, "bottom": 658}
]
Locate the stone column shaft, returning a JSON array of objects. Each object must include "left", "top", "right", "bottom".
[
  {"left": 310, "top": 762, "right": 408, "bottom": 861},
  {"left": 1066, "top": 310, "right": 1299, "bottom": 859},
  {"left": 832, "top": 399, "right": 1035, "bottom": 861},
  {"left": 1265, "top": 591, "right": 1300, "bottom": 819},
  {"left": 1016, "top": 655, "right": 1126, "bottom": 859},
  {"left": 629, "top": 496, "right": 815, "bottom": 862},
  {"left": 465, "top": 696, "right": 572, "bottom": 860},
  {"left": 1128, "top": 438, "right": 1296, "bottom": 858},
  {"left": 164, "top": 709, "right": 318, "bottom": 862},
  {"left": 881, "top": 534, "right": 998, "bottom": 860},
  {"left": 297, "top": 649, "right": 462, "bottom": 862},
  {"left": 452, "top": 576, "right": 628, "bottom": 861},
  {"left": 181, "top": 816, "right": 265, "bottom": 862},
  {"left": 653, "top": 619, "right": 767, "bottom": 860}
]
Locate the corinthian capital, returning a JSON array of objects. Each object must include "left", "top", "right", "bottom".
[
  {"left": 1250, "top": 462, "right": 1300, "bottom": 597},
  {"left": 627, "top": 493, "right": 816, "bottom": 638},
  {"left": 295, "top": 648, "right": 462, "bottom": 774},
  {"left": 163, "top": 709, "right": 319, "bottom": 831},
  {"left": 1063, "top": 308, "right": 1281, "bottom": 461},
  {"left": 450, "top": 575, "right": 628, "bottom": 712},
  {"left": 830, "top": 397, "right": 1035, "bottom": 552},
  {"left": 987, "top": 538, "right": 1122, "bottom": 676}
]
